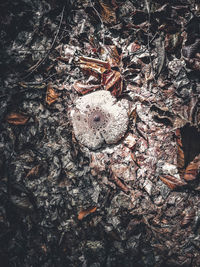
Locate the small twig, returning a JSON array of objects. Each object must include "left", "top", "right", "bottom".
[
  {"left": 89, "top": 0, "right": 105, "bottom": 46},
  {"left": 23, "top": 5, "right": 65, "bottom": 80}
]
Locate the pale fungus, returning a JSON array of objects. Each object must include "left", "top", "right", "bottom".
[{"left": 70, "top": 90, "right": 129, "bottom": 150}]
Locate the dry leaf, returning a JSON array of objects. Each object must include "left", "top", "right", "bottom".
[
  {"left": 181, "top": 210, "right": 195, "bottom": 227},
  {"left": 79, "top": 56, "right": 110, "bottom": 77},
  {"left": 26, "top": 165, "right": 41, "bottom": 179},
  {"left": 6, "top": 112, "right": 29, "bottom": 125},
  {"left": 78, "top": 207, "right": 97, "bottom": 220},
  {"left": 111, "top": 174, "right": 129, "bottom": 193},
  {"left": 98, "top": 0, "right": 116, "bottom": 24},
  {"left": 102, "top": 70, "right": 122, "bottom": 96},
  {"left": 159, "top": 174, "right": 187, "bottom": 190},
  {"left": 106, "top": 45, "right": 121, "bottom": 67},
  {"left": 46, "top": 84, "right": 59, "bottom": 105},
  {"left": 184, "top": 154, "right": 200, "bottom": 181},
  {"left": 73, "top": 81, "right": 101, "bottom": 95}
]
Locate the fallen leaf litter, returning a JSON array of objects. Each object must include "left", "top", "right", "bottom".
[{"left": 1, "top": 0, "right": 200, "bottom": 266}]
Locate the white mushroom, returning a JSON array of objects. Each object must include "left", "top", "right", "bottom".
[{"left": 70, "top": 90, "right": 129, "bottom": 150}]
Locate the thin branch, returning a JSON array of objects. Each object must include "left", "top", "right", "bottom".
[
  {"left": 89, "top": 0, "right": 105, "bottom": 46},
  {"left": 23, "top": 5, "right": 65, "bottom": 80}
]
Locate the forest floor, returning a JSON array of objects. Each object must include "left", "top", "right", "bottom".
[{"left": 0, "top": 0, "right": 200, "bottom": 266}]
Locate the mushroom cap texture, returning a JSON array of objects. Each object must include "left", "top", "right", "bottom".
[{"left": 71, "top": 90, "right": 129, "bottom": 150}]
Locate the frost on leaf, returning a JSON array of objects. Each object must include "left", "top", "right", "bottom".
[{"left": 70, "top": 90, "right": 129, "bottom": 150}]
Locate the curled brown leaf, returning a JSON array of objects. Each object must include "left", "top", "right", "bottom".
[
  {"left": 6, "top": 112, "right": 29, "bottom": 125},
  {"left": 102, "top": 70, "right": 122, "bottom": 96},
  {"left": 79, "top": 56, "right": 110, "bottom": 77},
  {"left": 184, "top": 154, "right": 200, "bottom": 181},
  {"left": 159, "top": 174, "right": 187, "bottom": 190}
]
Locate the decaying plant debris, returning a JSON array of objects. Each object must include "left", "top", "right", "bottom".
[{"left": 0, "top": 0, "right": 200, "bottom": 266}]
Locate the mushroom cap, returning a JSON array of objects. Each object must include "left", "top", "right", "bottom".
[{"left": 71, "top": 90, "right": 129, "bottom": 150}]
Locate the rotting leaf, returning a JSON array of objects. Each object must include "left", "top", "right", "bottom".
[
  {"left": 184, "top": 154, "right": 200, "bottom": 181},
  {"left": 6, "top": 112, "right": 29, "bottom": 125},
  {"left": 78, "top": 207, "right": 97, "bottom": 220},
  {"left": 46, "top": 84, "right": 59, "bottom": 105},
  {"left": 159, "top": 174, "right": 187, "bottom": 190},
  {"left": 132, "top": 10, "right": 147, "bottom": 25}
]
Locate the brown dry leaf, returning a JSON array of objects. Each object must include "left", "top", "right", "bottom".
[
  {"left": 73, "top": 81, "right": 101, "bottom": 95},
  {"left": 26, "top": 165, "right": 41, "bottom": 179},
  {"left": 181, "top": 209, "right": 195, "bottom": 227},
  {"left": 6, "top": 112, "right": 29, "bottom": 125},
  {"left": 98, "top": 0, "right": 116, "bottom": 24},
  {"left": 159, "top": 174, "right": 187, "bottom": 190},
  {"left": 79, "top": 56, "right": 110, "bottom": 77},
  {"left": 46, "top": 84, "right": 59, "bottom": 105},
  {"left": 111, "top": 174, "right": 129, "bottom": 193},
  {"left": 102, "top": 70, "right": 122, "bottom": 96},
  {"left": 184, "top": 154, "right": 200, "bottom": 181},
  {"left": 129, "top": 108, "right": 137, "bottom": 123},
  {"left": 176, "top": 129, "right": 185, "bottom": 178},
  {"left": 78, "top": 207, "right": 97, "bottom": 220}
]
